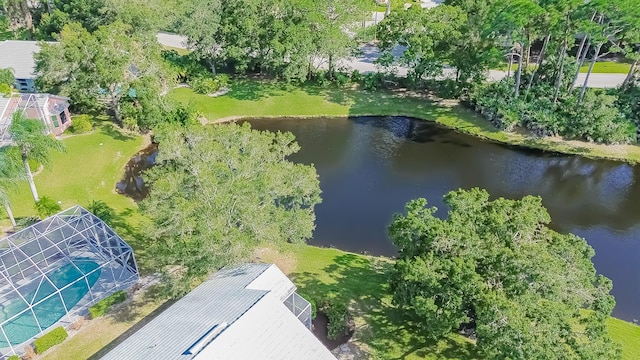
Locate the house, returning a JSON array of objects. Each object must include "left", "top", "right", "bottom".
[
  {"left": 0, "top": 40, "right": 53, "bottom": 93},
  {"left": 101, "top": 264, "right": 337, "bottom": 360},
  {"left": 0, "top": 93, "right": 71, "bottom": 146}
]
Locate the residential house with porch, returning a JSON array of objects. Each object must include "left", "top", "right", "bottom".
[{"left": 0, "top": 93, "right": 71, "bottom": 146}]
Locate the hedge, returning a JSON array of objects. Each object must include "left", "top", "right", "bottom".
[
  {"left": 89, "top": 290, "right": 127, "bottom": 319},
  {"left": 34, "top": 327, "right": 68, "bottom": 354}
]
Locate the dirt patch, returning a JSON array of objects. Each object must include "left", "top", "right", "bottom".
[{"left": 251, "top": 247, "right": 297, "bottom": 275}]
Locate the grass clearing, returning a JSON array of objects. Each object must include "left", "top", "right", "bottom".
[
  {"left": 607, "top": 317, "right": 640, "bottom": 360},
  {"left": 5, "top": 117, "right": 146, "bottom": 219},
  {"left": 161, "top": 45, "right": 191, "bottom": 56},
  {"left": 580, "top": 62, "right": 632, "bottom": 74},
  {"left": 41, "top": 291, "right": 167, "bottom": 360},
  {"left": 258, "top": 244, "right": 478, "bottom": 359},
  {"left": 261, "top": 244, "right": 640, "bottom": 359},
  {"left": 495, "top": 61, "right": 631, "bottom": 74},
  {"left": 169, "top": 79, "right": 640, "bottom": 163}
]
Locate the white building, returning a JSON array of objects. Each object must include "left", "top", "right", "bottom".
[
  {"left": 101, "top": 264, "right": 336, "bottom": 360},
  {"left": 0, "top": 40, "right": 53, "bottom": 93}
]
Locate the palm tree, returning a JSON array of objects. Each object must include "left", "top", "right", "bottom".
[
  {"left": 0, "top": 147, "right": 25, "bottom": 228},
  {"left": 9, "top": 112, "right": 65, "bottom": 202}
]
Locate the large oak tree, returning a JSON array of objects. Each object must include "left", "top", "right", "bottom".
[
  {"left": 139, "top": 123, "right": 321, "bottom": 295},
  {"left": 389, "top": 188, "right": 620, "bottom": 359}
]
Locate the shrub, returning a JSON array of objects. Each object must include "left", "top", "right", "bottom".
[
  {"left": 189, "top": 74, "right": 229, "bottom": 95},
  {"left": 189, "top": 76, "right": 219, "bottom": 94},
  {"left": 69, "top": 114, "right": 92, "bottom": 133},
  {"left": 89, "top": 290, "right": 128, "bottom": 319},
  {"left": 318, "top": 299, "right": 349, "bottom": 340},
  {"left": 363, "top": 72, "right": 384, "bottom": 91},
  {"left": 215, "top": 74, "right": 229, "bottom": 89},
  {"left": 35, "top": 196, "right": 61, "bottom": 219},
  {"left": 33, "top": 327, "right": 68, "bottom": 354},
  {"left": 350, "top": 70, "right": 362, "bottom": 83},
  {"left": 334, "top": 71, "right": 351, "bottom": 87},
  {"left": 8, "top": 355, "right": 20, "bottom": 360},
  {"left": 0, "top": 83, "right": 11, "bottom": 96}
]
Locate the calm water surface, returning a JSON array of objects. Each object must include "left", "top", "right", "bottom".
[
  {"left": 248, "top": 116, "right": 640, "bottom": 322},
  {"left": 119, "top": 116, "right": 640, "bottom": 322}
]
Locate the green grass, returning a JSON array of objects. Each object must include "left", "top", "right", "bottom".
[
  {"left": 580, "top": 62, "right": 632, "bottom": 74},
  {"left": 169, "top": 79, "right": 640, "bottom": 164},
  {"left": 263, "top": 244, "right": 640, "bottom": 359},
  {"left": 1, "top": 117, "right": 154, "bottom": 271},
  {"left": 161, "top": 45, "right": 191, "bottom": 56},
  {"left": 496, "top": 61, "right": 631, "bottom": 74},
  {"left": 261, "top": 244, "right": 478, "bottom": 359},
  {"left": 5, "top": 118, "right": 145, "bottom": 219},
  {"left": 608, "top": 317, "right": 640, "bottom": 360}
]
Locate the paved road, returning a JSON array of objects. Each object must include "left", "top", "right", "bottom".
[{"left": 157, "top": 33, "right": 625, "bottom": 88}]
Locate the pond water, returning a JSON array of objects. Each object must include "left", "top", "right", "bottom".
[{"left": 119, "top": 116, "right": 640, "bottom": 323}]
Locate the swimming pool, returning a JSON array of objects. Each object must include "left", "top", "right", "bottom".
[{"left": 0, "top": 260, "right": 101, "bottom": 348}]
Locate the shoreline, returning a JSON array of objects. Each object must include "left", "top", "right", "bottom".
[{"left": 208, "top": 111, "right": 640, "bottom": 165}]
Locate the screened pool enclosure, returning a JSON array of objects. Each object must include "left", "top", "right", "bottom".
[{"left": 0, "top": 206, "right": 138, "bottom": 355}]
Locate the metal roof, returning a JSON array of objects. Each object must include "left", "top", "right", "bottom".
[
  {"left": 0, "top": 41, "right": 55, "bottom": 79},
  {"left": 101, "top": 264, "right": 334, "bottom": 360}
]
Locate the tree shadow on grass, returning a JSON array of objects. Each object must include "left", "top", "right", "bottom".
[
  {"left": 225, "top": 77, "right": 295, "bottom": 102},
  {"left": 98, "top": 122, "right": 137, "bottom": 142},
  {"left": 291, "top": 253, "right": 478, "bottom": 359}
]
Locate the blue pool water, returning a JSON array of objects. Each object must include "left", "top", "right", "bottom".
[{"left": 0, "top": 260, "right": 101, "bottom": 348}]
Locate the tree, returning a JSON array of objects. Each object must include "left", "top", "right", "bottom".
[
  {"left": 2, "top": 0, "right": 35, "bottom": 35},
  {"left": 377, "top": 4, "right": 466, "bottom": 85},
  {"left": 308, "top": 0, "right": 365, "bottom": 79},
  {"left": 49, "top": 0, "right": 107, "bottom": 32},
  {"left": 389, "top": 188, "right": 620, "bottom": 359},
  {"left": 139, "top": 123, "right": 321, "bottom": 296},
  {"left": 179, "top": 0, "right": 222, "bottom": 75},
  {"left": 0, "top": 67, "right": 14, "bottom": 96},
  {"left": 35, "top": 21, "right": 169, "bottom": 123},
  {"left": 9, "top": 112, "right": 65, "bottom": 202},
  {"left": 0, "top": 147, "right": 24, "bottom": 228},
  {"left": 487, "top": 0, "right": 543, "bottom": 97}
]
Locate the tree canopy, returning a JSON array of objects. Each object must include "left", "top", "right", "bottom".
[
  {"left": 35, "top": 21, "right": 172, "bottom": 127},
  {"left": 139, "top": 123, "right": 322, "bottom": 295},
  {"left": 389, "top": 188, "right": 620, "bottom": 359},
  {"left": 9, "top": 113, "right": 65, "bottom": 203}
]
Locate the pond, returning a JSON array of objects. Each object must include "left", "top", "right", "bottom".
[{"left": 119, "top": 116, "right": 640, "bottom": 323}]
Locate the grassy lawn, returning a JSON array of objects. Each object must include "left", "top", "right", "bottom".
[
  {"left": 258, "top": 244, "right": 640, "bottom": 360},
  {"left": 5, "top": 118, "right": 146, "bottom": 219},
  {"left": 256, "top": 244, "right": 478, "bottom": 359},
  {"left": 169, "top": 79, "right": 640, "bottom": 164},
  {"left": 161, "top": 45, "right": 191, "bottom": 56},
  {"left": 608, "top": 317, "right": 640, "bottom": 360},
  {"left": 41, "top": 293, "right": 167, "bottom": 360},
  {"left": 496, "top": 61, "right": 631, "bottom": 74},
  {"left": 580, "top": 61, "right": 632, "bottom": 74}
]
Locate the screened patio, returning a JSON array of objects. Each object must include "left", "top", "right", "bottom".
[{"left": 0, "top": 206, "right": 139, "bottom": 356}]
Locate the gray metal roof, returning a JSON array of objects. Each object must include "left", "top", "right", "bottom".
[
  {"left": 101, "top": 264, "right": 278, "bottom": 360},
  {"left": 0, "top": 41, "right": 54, "bottom": 79}
]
